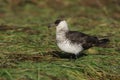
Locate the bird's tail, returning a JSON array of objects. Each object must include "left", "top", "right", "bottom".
[{"left": 97, "top": 38, "right": 110, "bottom": 46}]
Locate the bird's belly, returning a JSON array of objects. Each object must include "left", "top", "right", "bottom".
[{"left": 57, "top": 40, "right": 83, "bottom": 54}]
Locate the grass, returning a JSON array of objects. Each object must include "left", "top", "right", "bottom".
[{"left": 0, "top": 0, "right": 120, "bottom": 80}]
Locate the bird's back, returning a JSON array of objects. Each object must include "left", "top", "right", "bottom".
[{"left": 66, "top": 31, "right": 100, "bottom": 49}]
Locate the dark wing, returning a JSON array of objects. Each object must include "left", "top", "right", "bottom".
[{"left": 66, "top": 31, "right": 99, "bottom": 49}]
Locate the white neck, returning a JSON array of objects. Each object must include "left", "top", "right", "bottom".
[
  {"left": 56, "top": 20, "right": 69, "bottom": 33},
  {"left": 56, "top": 20, "right": 69, "bottom": 42}
]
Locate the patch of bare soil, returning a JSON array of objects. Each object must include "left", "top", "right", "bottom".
[
  {"left": 0, "top": 50, "right": 87, "bottom": 68},
  {"left": 0, "top": 24, "right": 40, "bottom": 35},
  {"left": 0, "top": 24, "right": 17, "bottom": 31},
  {"left": 0, "top": 52, "right": 65, "bottom": 68}
]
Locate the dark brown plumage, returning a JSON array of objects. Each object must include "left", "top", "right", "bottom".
[
  {"left": 49, "top": 19, "right": 110, "bottom": 59},
  {"left": 66, "top": 31, "right": 109, "bottom": 50}
]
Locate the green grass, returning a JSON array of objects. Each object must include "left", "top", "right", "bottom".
[{"left": 0, "top": 0, "right": 120, "bottom": 80}]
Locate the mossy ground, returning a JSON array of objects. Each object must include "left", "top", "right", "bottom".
[{"left": 0, "top": 0, "right": 120, "bottom": 80}]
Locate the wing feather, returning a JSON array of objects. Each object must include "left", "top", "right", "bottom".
[{"left": 66, "top": 31, "right": 99, "bottom": 49}]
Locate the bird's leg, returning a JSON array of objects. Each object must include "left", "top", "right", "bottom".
[
  {"left": 69, "top": 54, "right": 79, "bottom": 61},
  {"left": 69, "top": 54, "right": 75, "bottom": 61},
  {"left": 69, "top": 54, "right": 73, "bottom": 61},
  {"left": 75, "top": 53, "right": 79, "bottom": 59}
]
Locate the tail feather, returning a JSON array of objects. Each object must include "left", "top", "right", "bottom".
[{"left": 98, "top": 38, "right": 110, "bottom": 45}]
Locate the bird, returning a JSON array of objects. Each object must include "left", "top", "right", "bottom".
[{"left": 49, "top": 19, "right": 109, "bottom": 59}]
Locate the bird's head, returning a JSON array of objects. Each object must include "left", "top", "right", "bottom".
[
  {"left": 48, "top": 19, "right": 62, "bottom": 28},
  {"left": 54, "top": 19, "right": 62, "bottom": 26},
  {"left": 48, "top": 19, "right": 68, "bottom": 30}
]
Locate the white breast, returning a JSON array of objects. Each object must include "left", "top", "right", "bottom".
[
  {"left": 57, "top": 40, "right": 83, "bottom": 55},
  {"left": 56, "top": 20, "right": 83, "bottom": 55}
]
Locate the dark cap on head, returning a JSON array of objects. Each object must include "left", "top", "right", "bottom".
[
  {"left": 54, "top": 19, "right": 62, "bottom": 26},
  {"left": 48, "top": 19, "right": 62, "bottom": 28}
]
